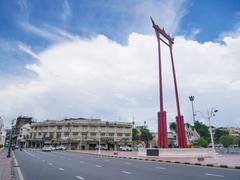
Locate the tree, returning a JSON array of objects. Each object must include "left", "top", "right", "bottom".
[
  {"left": 234, "top": 136, "right": 240, "bottom": 147},
  {"left": 169, "top": 122, "right": 176, "bottom": 132},
  {"left": 139, "top": 126, "right": 153, "bottom": 148},
  {"left": 193, "top": 137, "right": 208, "bottom": 148},
  {"left": 220, "top": 135, "right": 235, "bottom": 148},
  {"left": 214, "top": 128, "right": 229, "bottom": 144},
  {"left": 132, "top": 128, "right": 140, "bottom": 142},
  {"left": 194, "top": 121, "right": 210, "bottom": 142}
]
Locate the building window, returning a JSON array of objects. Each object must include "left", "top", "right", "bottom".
[
  {"left": 72, "top": 132, "right": 79, "bottom": 136},
  {"left": 57, "top": 126, "right": 62, "bottom": 130},
  {"left": 38, "top": 132, "right": 42, "bottom": 136},
  {"left": 117, "top": 133, "right": 123, "bottom": 137},
  {"left": 109, "top": 133, "right": 114, "bottom": 137},
  {"left": 43, "top": 132, "right": 47, "bottom": 138},
  {"left": 56, "top": 132, "right": 61, "bottom": 138},
  {"left": 81, "top": 132, "right": 88, "bottom": 136},
  {"left": 73, "top": 125, "right": 79, "bottom": 128},
  {"left": 90, "top": 132, "right": 96, "bottom": 136},
  {"left": 125, "top": 133, "right": 130, "bottom": 137},
  {"left": 100, "top": 133, "right": 105, "bottom": 136},
  {"left": 49, "top": 132, "right": 54, "bottom": 138},
  {"left": 64, "top": 132, "right": 69, "bottom": 137}
]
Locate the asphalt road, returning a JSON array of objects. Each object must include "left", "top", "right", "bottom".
[{"left": 14, "top": 149, "right": 240, "bottom": 180}]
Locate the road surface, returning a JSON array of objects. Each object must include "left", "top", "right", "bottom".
[{"left": 14, "top": 149, "right": 240, "bottom": 180}]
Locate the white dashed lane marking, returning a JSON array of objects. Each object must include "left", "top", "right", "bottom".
[
  {"left": 155, "top": 167, "right": 166, "bottom": 170},
  {"left": 121, "top": 171, "right": 132, "bottom": 175},
  {"left": 124, "top": 162, "right": 131, "bottom": 165},
  {"left": 96, "top": 165, "right": 103, "bottom": 167},
  {"left": 76, "top": 176, "right": 85, "bottom": 180},
  {"left": 205, "top": 173, "right": 224, "bottom": 178},
  {"left": 80, "top": 161, "right": 84, "bottom": 163},
  {"left": 49, "top": 163, "right": 53, "bottom": 166},
  {"left": 59, "top": 168, "right": 64, "bottom": 171}
]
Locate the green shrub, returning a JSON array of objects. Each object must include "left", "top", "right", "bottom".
[
  {"left": 0, "top": 144, "right": 3, "bottom": 148},
  {"left": 220, "top": 135, "right": 234, "bottom": 148},
  {"left": 193, "top": 137, "right": 208, "bottom": 148}
]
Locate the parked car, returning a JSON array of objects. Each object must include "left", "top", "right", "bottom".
[
  {"left": 42, "top": 145, "right": 52, "bottom": 152},
  {"left": 119, "top": 146, "right": 132, "bottom": 151},
  {"left": 95, "top": 145, "right": 107, "bottom": 150},
  {"left": 61, "top": 146, "right": 67, "bottom": 150},
  {"left": 50, "top": 146, "right": 56, "bottom": 151},
  {"left": 56, "top": 145, "right": 67, "bottom": 150}
]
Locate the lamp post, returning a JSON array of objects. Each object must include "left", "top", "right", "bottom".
[
  {"left": 189, "top": 96, "right": 196, "bottom": 125},
  {"left": 7, "top": 119, "right": 15, "bottom": 158},
  {"left": 98, "top": 127, "right": 101, "bottom": 154},
  {"left": 195, "top": 108, "right": 218, "bottom": 153}
]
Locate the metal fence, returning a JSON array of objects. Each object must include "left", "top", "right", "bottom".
[{"left": 215, "top": 147, "right": 240, "bottom": 154}]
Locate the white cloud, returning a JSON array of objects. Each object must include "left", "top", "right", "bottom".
[
  {"left": 132, "top": 0, "right": 189, "bottom": 35},
  {"left": 18, "top": 42, "right": 40, "bottom": 60},
  {"left": 187, "top": 28, "right": 201, "bottom": 40},
  {"left": 61, "top": 0, "right": 71, "bottom": 23},
  {"left": 1, "top": 32, "right": 240, "bottom": 130},
  {"left": 20, "top": 22, "right": 78, "bottom": 42}
]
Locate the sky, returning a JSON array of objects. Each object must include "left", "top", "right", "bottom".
[{"left": 0, "top": 0, "right": 240, "bottom": 131}]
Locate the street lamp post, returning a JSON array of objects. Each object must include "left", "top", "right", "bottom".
[
  {"left": 195, "top": 108, "right": 218, "bottom": 153},
  {"left": 7, "top": 119, "right": 15, "bottom": 158},
  {"left": 98, "top": 128, "right": 101, "bottom": 154},
  {"left": 207, "top": 108, "right": 218, "bottom": 153},
  {"left": 189, "top": 96, "right": 196, "bottom": 125}
]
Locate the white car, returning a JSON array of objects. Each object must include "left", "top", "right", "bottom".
[
  {"left": 42, "top": 145, "right": 51, "bottom": 152},
  {"left": 59, "top": 145, "right": 67, "bottom": 150},
  {"left": 56, "top": 145, "right": 67, "bottom": 150},
  {"left": 50, "top": 146, "right": 56, "bottom": 151},
  {"left": 119, "top": 146, "right": 132, "bottom": 151}
]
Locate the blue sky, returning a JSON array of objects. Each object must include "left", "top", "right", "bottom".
[
  {"left": 0, "top": 0, "right": 239, "bottom": 77},
  {"left": 0, "top": 0, "right": 240, "bottom": 128}
]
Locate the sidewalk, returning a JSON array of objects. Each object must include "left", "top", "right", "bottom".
[
  {"left": 69, "top": 150, "right": 240, "bottom": 169},
  {"left": 0, "top": 148, "right": 14, "bottom": 180}
]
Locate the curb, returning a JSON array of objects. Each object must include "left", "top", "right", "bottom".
[
  {"left": 68, "top": 151, "right": 240, "bottom": 170},
  {"left": 12, "top": 152, "right": 24, "bottom": 180}
]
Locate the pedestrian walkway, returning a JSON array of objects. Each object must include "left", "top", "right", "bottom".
[
  {"left": 69, "top": 150, "right": 240, "bottom": 169},
  {"left": 0, "top": 148, "right": 13, "bottom": 180}
]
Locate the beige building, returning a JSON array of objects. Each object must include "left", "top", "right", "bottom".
[
  {"left": 28, "top": 118, "right": 132, "bottom": 150},
  {"left": 17, "top": 123, "right": 31, "bottom": 147}
]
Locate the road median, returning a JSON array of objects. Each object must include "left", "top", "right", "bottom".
[{"left": 68, "top": 150, "right": 240, "bottom": 170}]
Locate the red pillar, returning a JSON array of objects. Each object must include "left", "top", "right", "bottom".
[
  {"left": 155, "top": 30, "right": 168, "bottom": 148},
  {"left": 169, "top": 44, "right": 187, "bottom": 148},
  {"left": 158, "top": 111, "right": 168, "bottom": 148}
]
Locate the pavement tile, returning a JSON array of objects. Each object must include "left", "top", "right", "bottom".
[{"left": 0, "top": 148, "right": 13, "bottom": 180}]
